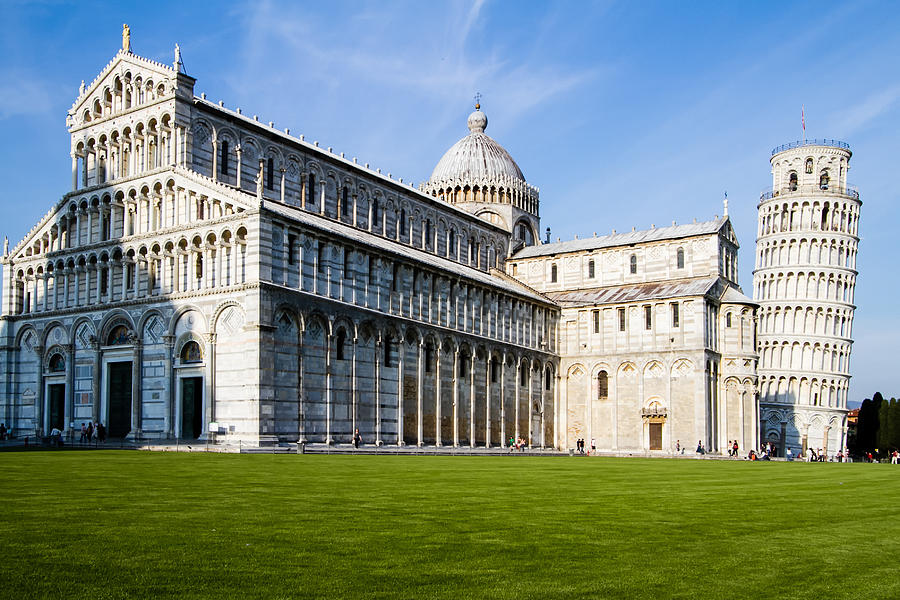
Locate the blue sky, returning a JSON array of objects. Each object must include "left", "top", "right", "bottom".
[{"left": 1, "top": 0, "right": 897, "bottom": 405}]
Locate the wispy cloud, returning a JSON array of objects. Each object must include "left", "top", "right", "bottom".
[{"left": 830, "top": 84, "right": 900, "bottom": 136}]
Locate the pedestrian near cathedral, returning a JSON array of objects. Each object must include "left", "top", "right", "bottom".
[{"left": 352, "top": 428, "right": 361, "bottom": 449}]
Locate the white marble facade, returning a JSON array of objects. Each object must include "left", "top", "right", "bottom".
[
  {"left": 0, "top": 35, "right": 858, "bottom": 454},
  {"left": 754, "top": 142, "right": 860, "bottom": 456}
]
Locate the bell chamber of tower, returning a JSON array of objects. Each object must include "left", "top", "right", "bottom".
[
  {"left": 420, "top": 105, "right": 540, "bottom": 252},
  {"left": 753, "top": 139, "right": 860, "bottom": 456}
]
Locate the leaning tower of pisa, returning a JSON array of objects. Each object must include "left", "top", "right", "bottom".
[{"left": 754, "top": 140, "right": 860, "bottom": 457}]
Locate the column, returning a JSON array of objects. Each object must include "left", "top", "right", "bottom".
[
  {"left": 91, "top": 339, "right": 101, "bottom": 424},
  {"left": 500, "top": 353, "right": 506, "bottom": 447},
  {"left": 206, "top": 333, "right": 216, "bottom": 437},
  {"left": 297, "top": 326, "right": 305, "bottom": 444},
  {"left": 280, "top": 168, "right": 286, "bottom": 204},
  {"left": 235, "top": 146, "right": 242, "bottom": 188},
  {"left": 452, "top": 348, "right": 459, "bottom": 447},
  {"left": 397, "top": 339, "right": 404, "bottom": 446},
  {"left": 435, "top": 343, "right": 442, "bottom": 447},
  {"left": 211, "top": 138, "right": 218, "bottom": 181},
  {"left": 325, "top": 331, "right": 332, "bottom": 445},
  {"left": 514, "top": 360, "right": 521, "bottom": 440},
  {"left": 34, "top": 345, "right": 44, "bottom": 435},
  {"left": 469, "top": 353, "right": 475, "bottom": 448},
  {"left": 374, "top": 336, "right": 382, "bottom": 446},
  {"left": 351, "top": 336, "right": 358, "bottom": 440},
  {"left": 417, "top": 339, "right": 424, "bottom": 447},
  {"left": 71, "top": 154, "right": 78, "bottom": 191},
  {"left": 163, "top": 336, "right": 175, "bottom": 438},
  {"left": 539, "top": 363, "right": 545, "bottom": 448},
  {"left": 484, "top": 353, "right": 491, "bottom": 447},
  {"left": 131, "top": 340, "right": 142, "bottom": 439},
  {"left": 64, "top": 344, "right": 75, "bottom": 436},
  {"left": 528, "top": 359, "right": 535, "bottom": 446}
]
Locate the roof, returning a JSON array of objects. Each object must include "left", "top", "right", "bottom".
[
  {"left": 261, "top": 200, "right": 554, "bottom": 306},
  {"left": 720, "top": 285, "right": 756, "bottom": 305},
  {"left": 545, "top": 276, "right": 720, "bottom": 307},
  {"left": 425, "top": 108, "right": 526, "bottom": 186},
  {"left": 512, "top": 218, "right": 728, "bottom": 259},
  {"left": 190, "top": 97, "right": 512, "bottom": 237}
]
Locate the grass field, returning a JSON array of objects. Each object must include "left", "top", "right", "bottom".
[{"left": 1, "top": 451, "right": 898, "bottom": 599}]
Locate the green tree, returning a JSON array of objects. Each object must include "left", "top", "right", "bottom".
[
  {"left": 854, "top": 393, "right": 883, "bottom": 453},
  {"left": 890, "top": 398, "right": 900, "bottom": 450},
  {"left": 877, "top": 399, "right": 891, "bottom": 452}
]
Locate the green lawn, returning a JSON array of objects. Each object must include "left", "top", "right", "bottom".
[{"left": 1, "top": 452, "right": 897, "bottom": 599}]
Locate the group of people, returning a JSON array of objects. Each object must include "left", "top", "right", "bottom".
[
  {"left": 574, "top": 438, "right": 594, "bottom": 455},
  {"left": 78, "top": 422, "right": 106, "bottom": 445},
  {"left": 509, "top": 436, "right": 529, "bottom": 452},
  {"left": 727, "top": 440, "right": 740, "bottom": 457}
]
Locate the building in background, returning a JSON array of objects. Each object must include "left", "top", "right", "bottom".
[
  {"left": 754, "top": 141, "right": 860, "bottom": 455},
  {"left": 0, "top": 29, "right": 859, "bottom": 456}
]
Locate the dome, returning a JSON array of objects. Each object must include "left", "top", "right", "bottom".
[{"left": 426, "top": 107, "right": 526, "bottom": 184}]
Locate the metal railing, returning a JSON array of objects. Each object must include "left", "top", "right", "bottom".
[
  {"left": 760, "top": 183, "right": 859, "bottom": 201},
  {"left": 771, "top": 139, "right": 850, "bottom": 155}
]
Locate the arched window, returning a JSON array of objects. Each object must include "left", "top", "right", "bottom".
[
  {"left": 371, "top": 198, "right": 379, "bottom": 225},
  {"left": 819, "top": 170, "right": 830, "bottom": 190},
  {"left": 726, "top": 312, "right": 732, "bottom": 328},
  {"left": 399, "top": 209, "right": 407, "bottom": 240},
  {"left": 597, "top": 371, "right": 608, "bottom": 400},
  {"left": 789, "top": 172, "right": 798, "bottom": 191},
  {"left": 676, "top": 248, "right": 685, "bottom": 269},
  {"left": 307, "top": 173, "right": 316, "bottom": 207},
  {"left": 48, "top": 354, "right": 66, "bottom": 373},
  {"left": 551, "top": 263, "right": 558, "bottom": 283},
  {"left": 588, "top": 259, "right": 595, "bottom": 279},
  {"left": 545, "top": 366, "right": 553, "bottom": 390},
  {"left": 630, "top": 254, "right": 637, "bottom": 274},
  {"left": 341, "top": 187, "right": 349, "bottom": 217},
  {"left": 336, "top": 329, "right": 346, "bottom": 361},
  {"left": 181, "top": 340, "right": 202, "bottom": 363},
  {"left": 266, "top": 157, "right": 274, "bottom": 190},
  {"left": 805, "top": 158, "right": 814, "bottom": 174},
  {"left": 220, "top": 141, "right": 229, "bottom": 175},
  {"left": 448, "top": 229, "right": 456, "bottom": 254},
  {"left": 107, "top": 324, "right": 130, "bottom": 345}
]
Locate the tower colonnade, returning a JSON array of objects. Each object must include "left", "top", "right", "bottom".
[{"left": 754, "top": 141, "right": 860, "bottom": 456}]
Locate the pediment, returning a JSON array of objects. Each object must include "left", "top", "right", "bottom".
[{"left": 68, "top": 51, "right": 184, "bottom": 128}]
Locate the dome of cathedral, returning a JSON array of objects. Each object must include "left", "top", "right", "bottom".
[{"left": 426, "top": 107, "right": 526, "bottom": 185}]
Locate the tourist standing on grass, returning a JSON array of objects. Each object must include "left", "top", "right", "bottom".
[
  {"left": 675, "top": 440, "right": 680, "bottom": 454},
  {"left": 353, "top": 428, "right": 361, "bottom": 449},
  {"left": 696, "top": 441, "right": 704, "bottom": 455},
  {"left": 97, "top": 422, "right": 106, "bottom": 443},
  {"left": 591, "top": 439, "right": 596, "bottom": 454},
  {"left": 732, "top": 441, "right": 738, "bottom": 457},
  {"left": 786, "top": 447, "right": 793, "bottom": 461},
  {"left": 79, "top": 423, "right": 87, "bottom": 444},
  {"left": 86, "top": 422, "right": 93, "bottom": 443}
]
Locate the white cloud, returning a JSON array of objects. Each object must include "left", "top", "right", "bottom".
[{"left": 830, "top": 84, "right": 900, "bottom": 136}]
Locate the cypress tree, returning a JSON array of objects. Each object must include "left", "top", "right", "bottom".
[{"left": 877, "top": 399, "right": 891, "bottom": 452}]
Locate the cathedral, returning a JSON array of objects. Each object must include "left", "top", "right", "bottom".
[{"left": 0, "top": 30, "right": 859, "bottom": 455}]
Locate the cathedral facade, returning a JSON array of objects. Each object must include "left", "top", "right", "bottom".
[{"left": 0, "top": 34, "right": 858, "bottom": 455}]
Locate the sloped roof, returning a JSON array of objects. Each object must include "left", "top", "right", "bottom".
[
  {"left": 262, "top": 200, "right": 554, "bottom": 306},
  {"left": 720, "top": 285, "right": 756, "bottom": 305},
  {"left": 545, "top": 276, "right": 720, "bottom": 307},
  {"left": 513, "top": 218, "right": 728, "bottom": 259}
]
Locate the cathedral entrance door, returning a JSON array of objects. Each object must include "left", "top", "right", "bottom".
[
  {"left": 649, "top": 422, "right": 663, "bottom": 450},
  {"left": 181, "top": 377, "right": 203, "bottom": 439},
  {"left": 108, "top": 361, "right": 132, "bottom": 438},
  {"left": 48, "top": 384, "right": 65, "bottom": 432}
]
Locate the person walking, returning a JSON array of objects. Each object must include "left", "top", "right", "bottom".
[
  {"left": 732, "top": 440, "right": 739, "bottom": 457},
  {"left": 352, "top": 428, "right": 361, "bottom": 449},
  {"left": 675, "top": 439, "right": 680, "bottom": 454}
]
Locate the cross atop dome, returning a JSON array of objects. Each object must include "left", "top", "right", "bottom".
[{"left": 474, "top": 92, "right": 482, "bottom": 110}]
